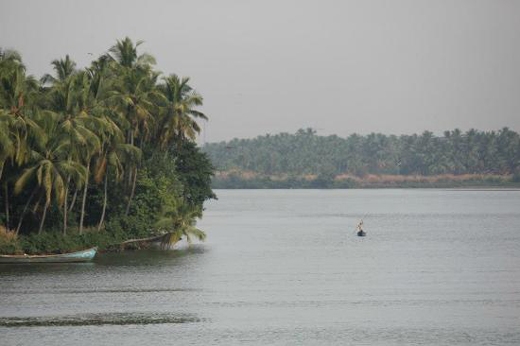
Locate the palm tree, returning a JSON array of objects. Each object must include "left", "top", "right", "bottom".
[
  {"left": 43, "top": 66, "right": 104, "bottom": 234},
  {"left": 108, "top": 37, "right": 156, "bottom": 70},
  {"left": 0, "top": 117, "right": 14, "bottom": 229},
  {"left": 106, "top": 37, "right": 161, "bottom": 215},
  {"left": 109, "top": 68, "right": 160, "bottom": 148},
  {"left": 154, "top": 202, "right": 206, "bottom": 248},
  {"left": 14, "top": 117, "right": 86, "bottom": 234},
  {"left": 93, "top": 130, "right": 141, "bottom": 231},
  {"left": 1, "top": 40, "right": 216, "bottom": 249},
  {"left": 0, "top": 50, "right": 41, "bottom": 167},
  {"left": 156, "top": 74, "right": 207, "bottom": 149},
  {"left": 0, "top": 113, "right": 14, "bottom": 181},
  {"left": 0, "top": 48, "right": 42, "bottom": 231},
  {"left": 41, "top": 55, "right": 76, "bottom": 85},
  {"left": 107, "top": 37, "right": 160, "bottom": 148}
]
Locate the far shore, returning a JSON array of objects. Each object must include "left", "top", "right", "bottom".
[{"left": 211, "top": 171, "right": 520, "bottom": 189}]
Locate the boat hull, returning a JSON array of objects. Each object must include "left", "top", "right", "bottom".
[{"left": 0, "top": 247, "right": 97, "bottom": 264}]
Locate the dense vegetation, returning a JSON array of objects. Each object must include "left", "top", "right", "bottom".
[
  {"left": 0, "top": 38, "right": 215, "bottom": 254},
  {"left": 204, "top": 128, "right": 520, "bottom": 188}
]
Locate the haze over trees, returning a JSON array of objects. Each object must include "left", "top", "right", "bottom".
[
  {"left": 0, "top": 38, "right": 215, "bottom": 253},
  {"left": 204, "top": 128, "right": 520, "bottom": 188}
]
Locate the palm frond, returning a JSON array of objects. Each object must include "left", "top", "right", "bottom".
[{"left": 14, "top": 166, "right": 37, "bottom": 194}]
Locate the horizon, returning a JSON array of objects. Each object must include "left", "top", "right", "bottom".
[{"left": 200, "top": 125, "right": 517, "bottom": 145}]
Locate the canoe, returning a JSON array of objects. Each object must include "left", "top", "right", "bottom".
[{"left": 0, "top": 247, "right": 97, "bottom": 264}]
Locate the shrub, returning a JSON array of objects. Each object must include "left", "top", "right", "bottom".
[{"left": 0, "top": 226, "right": 22, "bottom": 254}]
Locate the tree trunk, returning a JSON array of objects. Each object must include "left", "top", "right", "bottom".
[
  {"left": 38, "top": 202, "right": 49, "bottom": 235},
  {"left": 79, "top": 161, "right": 90, "bottom": 235},
  {"left": 63, "top": 176, "right": 70, "bottom": 235},
  {"left": 97, "top": 170, "right": 108, "bottom": 231},
  {"left": 127, "top": 130, "right": 134, "bottom": 188},
  {"left": 69, "top": 189, "right": 78, "bottom": 212},
  {"left": 125, "top": 166, "right": 138, "bottom": 216},
  {"left": 15, "top": 188, "right": 37, "bottom": 235},
  {"left": 4, "top": 185, "right": 10, "bottom": 230},
  {"left": 0, "top": 166, "right": 6, "bottom": 228}
]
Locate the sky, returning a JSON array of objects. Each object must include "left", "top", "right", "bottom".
[{"left": 1, "top": 0, "right": 519, "bottom": 143}]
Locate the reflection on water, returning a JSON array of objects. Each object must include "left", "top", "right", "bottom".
[
  {"left": 95, "top": 246, "right": 206, "bottom": 266},
  {"left": 1, "top": 189, "right": 520, "bottom": 345}
]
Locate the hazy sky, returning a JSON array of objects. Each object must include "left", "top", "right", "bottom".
[{"left": 1, "top": 0, "right": 519, "bottom": 143}]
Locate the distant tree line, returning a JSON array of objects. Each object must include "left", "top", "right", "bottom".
[
  {"left": 0, "top": 38, "right": 215, "bottom": 253},
  {"left": 203, "top": 128, "right": 520, "bottom": 184}
]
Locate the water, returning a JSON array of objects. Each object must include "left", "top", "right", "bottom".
[{"left": 1, "top": 189, "right": 520, "bottom": 345}]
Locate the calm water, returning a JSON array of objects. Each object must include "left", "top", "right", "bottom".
[{"left": 1, "top": 189, "right": 520, "bottom": 345}]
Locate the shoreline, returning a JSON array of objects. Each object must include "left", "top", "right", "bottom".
[{"left": 211, "top": 172, "right": 520, "bottom": 189}]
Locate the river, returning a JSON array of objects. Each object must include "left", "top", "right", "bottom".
[{"left": 1, "top": 189, "right": 520, "bottom": 345}]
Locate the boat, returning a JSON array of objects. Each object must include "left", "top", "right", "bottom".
[
  {"left": 356, "top": 219, "right": 366, "bottom": 237},
  {"left": 0, "top": 247, "right": 97, "bottom": 264}
]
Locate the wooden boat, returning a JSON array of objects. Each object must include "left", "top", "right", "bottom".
[{"left": 0, "top": 247, "right": 97, "bottom": 264}]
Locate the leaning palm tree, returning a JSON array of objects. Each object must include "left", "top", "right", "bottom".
[{"left": 154, "top": 202, "right": 206, "bottom": 248}]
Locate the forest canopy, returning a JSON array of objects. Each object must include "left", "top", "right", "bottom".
[
  {"left": 0, "top": 38, "right": 215, "bottom": 254},
  {"left": 204, "top": 128, "right": 520, "bottom": 188}
]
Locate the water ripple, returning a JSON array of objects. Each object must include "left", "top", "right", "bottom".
[
  {"left": 0, "top": 312, "right": 202, "bottom": 327},
  {"left": 0, "top": 287, "right": 200, "bottom": 295}
]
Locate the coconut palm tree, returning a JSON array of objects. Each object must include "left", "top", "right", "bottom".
[
  {"left": 106, "top": 37, "right": 162, "bottom": 215},
  {"left": 108, "top": 37, "right": 156, "bottom": 70},
  {"left": 0, "top": 50, "right": 41, "bottom": 167},
  {"left": 41, "top": 55, "right": 76, "bottom": 85},
  {"left": 14, "top": 116, "right": 86, "bottom": 234},
  {"left": 155, "top": 202, "right": 206, "bottom": 248},
  {"left": 156, "top": 74, "right": 207, "bottom": 149},
  {"left": 0, "top": 112, "right": 14, "bottom": 181},
  {"left": 92, "top": 126, "right": 141, "bottom": 231},
  {"left": 43, "top": 65, "right": 105, "bottom": 234},
  {"left": 0, "top": 48, "right": 43, "bottom": 231}
]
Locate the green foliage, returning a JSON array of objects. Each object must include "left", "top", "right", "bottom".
[
  {"left": 0, "top": 227, "right": 22, "bottom": 254},
  {"left": 204, "top": 127, "right": 520, "bottom": 187},
  {"left": 15, "top": 230, "right": 126, "bottom": 255},
  {"left": 0, "top": 38, "right": 216, "bottom": 253},
  {"left": 171, "top": 141, "right": 216, "bottom": 208}
]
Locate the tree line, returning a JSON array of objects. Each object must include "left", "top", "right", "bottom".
[
  {"left": 203, "top": 128, "right": 520, "bottom": 187},
  {"left": 0, "top": 38, "right": 215, "bottom": 253}
]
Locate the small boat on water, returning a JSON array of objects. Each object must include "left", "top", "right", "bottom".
[
  {"left": 356, "top": 219, "right": 366, "bottom": 237},
  {"left": 0, "top": 247, "right": 97, "bottom": 264}
]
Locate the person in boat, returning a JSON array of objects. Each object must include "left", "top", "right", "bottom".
[{"left": 356, "top": 219, "right": 365, "bottom": 236}]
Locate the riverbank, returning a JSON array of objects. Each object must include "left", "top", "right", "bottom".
[
  {"left": 0, "top": 226, "right": 160, "bottom": 255},
  {"left": 212, "top": 171, "right": 520, "bottom": 189}
]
